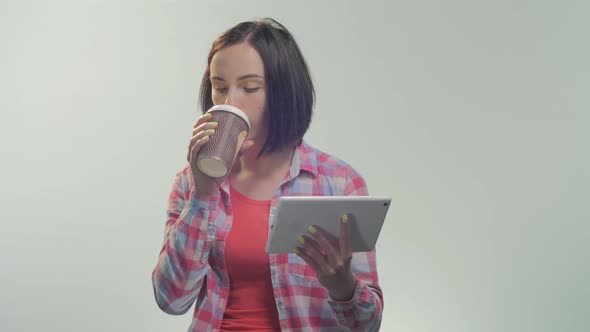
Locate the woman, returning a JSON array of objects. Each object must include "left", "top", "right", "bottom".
[{"left": 152, "top": 18, "right": 383, "bottom": 331}]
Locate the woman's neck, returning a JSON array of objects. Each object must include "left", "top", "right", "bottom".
[
  {"left": 232, "top": 144, "right": 295, "bottom": 179},
  {"left": 228, "top": 143, "right": 296, "bottom": 200}
]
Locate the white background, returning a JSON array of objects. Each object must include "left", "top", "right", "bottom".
[{"left": 1, "top": 0, "right": 588, "bottom": 331}]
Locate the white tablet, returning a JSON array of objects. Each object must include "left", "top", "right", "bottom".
[{"left": 265, "top": 196, "right": 391, "bottom": 254}]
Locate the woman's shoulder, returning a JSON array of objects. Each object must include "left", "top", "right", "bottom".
[
  {"left": 169, "top": 164, "right": 193, "bottom": 191},
  {"left": 175, "top": 164, "right": 192, "bottom": 176},
  {"left": 300, "top": 141, "right": 368, "bottom": 195},
  {"left": 300, "top": 141, "right": 364, "bottom": 180}
]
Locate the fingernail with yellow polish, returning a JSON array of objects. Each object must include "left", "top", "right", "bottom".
[
  {"left": 296, "top": 236, "right": 305, "bottom": 245},
  {"left": 341, "top": 214, "right": 349, "bottom": 223},
  {"left": 206, "top": 129, "right": 216, "bottom": 135},
  {"left": 307, "top": 225, "right": 317, "bottom": 235},
  {"left": 292, "top": 248, "right": 300, "bottom": 254},
  {"left": 209, "top": 122, "right": 218, "bottom": 128}
]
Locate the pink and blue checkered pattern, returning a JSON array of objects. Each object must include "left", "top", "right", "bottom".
[{"left": 152, "top": 141, "right": 383, "bottom": 331}]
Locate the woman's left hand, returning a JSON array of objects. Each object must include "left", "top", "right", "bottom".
[{"left": 293, "top": 214, "right": 357, "bottom": 301}]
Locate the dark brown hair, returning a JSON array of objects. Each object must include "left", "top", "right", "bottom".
[{"left": 199, "top": 18, "right": 315, "bottom": 157}]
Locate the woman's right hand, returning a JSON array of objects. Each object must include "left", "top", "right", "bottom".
[{"left": 187, "top": 113, "right": 220, "bottom": 196}]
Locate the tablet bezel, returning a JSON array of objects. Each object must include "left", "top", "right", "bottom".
[{"left": 265, "top": 196, "right": 391, "bottom": 254}]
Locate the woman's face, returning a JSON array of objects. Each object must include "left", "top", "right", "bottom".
[{"left": 210, "top": 43, "right": 267, "bottom": 145}]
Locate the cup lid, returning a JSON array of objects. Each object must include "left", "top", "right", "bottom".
[{"left": 206, "top": 105, "right": 251, "bottom": 130}]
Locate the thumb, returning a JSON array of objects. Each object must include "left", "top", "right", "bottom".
[{"left": 240, "top": 139, "right": 255, "bottom": 153}]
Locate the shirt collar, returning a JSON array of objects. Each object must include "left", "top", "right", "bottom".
[
  {"left": 287, "top": 140, "right": 318, "bottom": 180},
  {"left": 219, "top": 140, "right": 318, "bottom": 196}
]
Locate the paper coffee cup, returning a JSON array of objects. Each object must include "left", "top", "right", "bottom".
[{"left": 196, "top": 105, "right": 250, "bottom": 178}]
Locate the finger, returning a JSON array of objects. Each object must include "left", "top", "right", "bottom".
[
  {"left": 307, "top": 225, "right": 339, "bottom": 266},
  {"left": 297, "top": 235, "right": 327, "bottom": 269},
  {"left": 339, "top": 213, "right": 352, "bottom": 258},
  {"left": 192, "top": 120, "right": 218, "bottom": 134},
  {"left": 193, "top": 112, "right": 212, "bottom": 128},
  {"left": 187, "top": 135, "right": 210, "bottom": 163},
  {"left": 293, "top": 247, "right": 321, "bottom": 272},
  {"left": 187, "top": 117, "right": 217, "bottom": 163},
  {"left": 189, "top": 128, "right": 215, "bottom": 147}
]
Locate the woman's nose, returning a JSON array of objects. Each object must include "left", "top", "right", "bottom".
[{"left": 223, "top": 88, "right": 242, "bottom": 108}]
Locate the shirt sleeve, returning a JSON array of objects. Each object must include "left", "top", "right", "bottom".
[
  {"left": 328, "top": 167, "right": 384, "bottom": 331},
  {"left": 152, "top": 169, "right": 219, "bottom": 315}
]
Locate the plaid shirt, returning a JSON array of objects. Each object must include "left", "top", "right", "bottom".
[{"left": 152, "top": 141, "right": 383, "bottom": 331}]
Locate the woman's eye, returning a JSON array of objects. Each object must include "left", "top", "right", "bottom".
[
  {"left": 213, "top": 86, "right": 228, "bottom": 93},
  {"left": 244, "top": 87, "right": 260, "bottom": 93}
]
